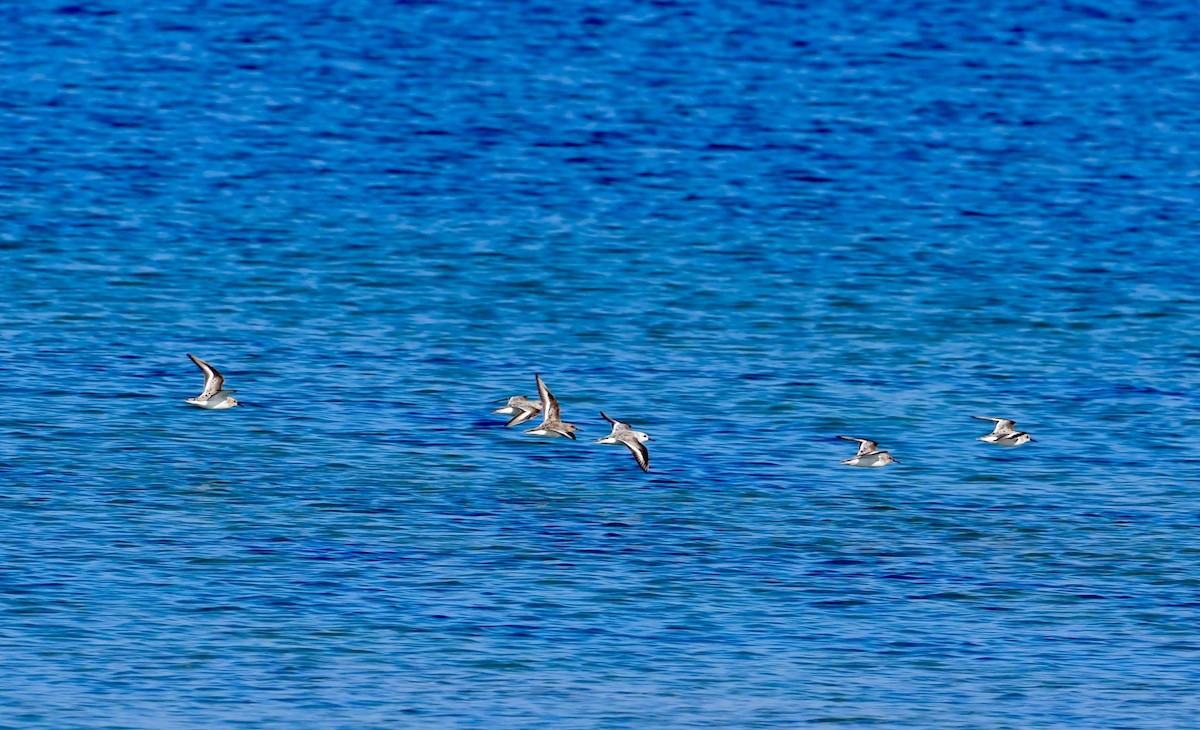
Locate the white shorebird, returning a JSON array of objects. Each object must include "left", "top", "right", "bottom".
[
  {"left": 972, "top": 416, "right": 1034, "bottom": 447},
  {"left": 524, "top": 374, "right": 577, "bottom": 439},
  {"left": 595, "top": 411, "right": 651, "bottom": 473},
  {"left": 492, "top": 395, "right": 542, "bottom": 427},
  {"left": 185, "top": 354, "right": 239, "bottom": 410},
  {"left": 838, "top": 436, "right": 898, "bottom": 467}
]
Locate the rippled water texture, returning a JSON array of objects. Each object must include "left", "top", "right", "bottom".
[{"left": 3, "top": 1, "right": 1200, "bottom": 727}]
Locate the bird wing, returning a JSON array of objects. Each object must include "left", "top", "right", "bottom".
[
  {"left": 188, "top": 353, "right": 224, "bottom": 400},
  {"left": 621, "top": 433, "right": 650, "bottom": 472},
  {"left": 600, "top": 411, "right": 631, "bottom": 433},
  {"left": 972, "top": 415, "right": 1016, "bottom": 435},
  {"left": 505, "top": 405, "right": 540, "bottom": 427},
  {"left": 838, "top": 435, "right": 879, "bottom": 457},
  {"left": 535, "top": 374, "right": 559, "bottom": 423},
  {"left": 991, "top": 419, "right": 1017, "bottom": 435}
]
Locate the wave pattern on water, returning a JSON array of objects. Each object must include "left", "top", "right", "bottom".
[{"left": 3, "top": 1, "right": 1200, "bottom": 727}]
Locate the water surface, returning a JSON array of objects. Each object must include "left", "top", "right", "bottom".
[{"left": 3, "top": 1, "right": 1200, "bottom": 727}]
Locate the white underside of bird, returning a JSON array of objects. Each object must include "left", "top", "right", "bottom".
[
  {"left": 979, "top": 432, "right": 1032, "bottom": 447},
  {"left": 186, "top": 390, "right": 238, "bottom": 410},
  {"left": 841, "top": 452, "right": 894, "bottom": 467}
]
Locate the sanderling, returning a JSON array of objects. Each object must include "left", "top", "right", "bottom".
[
  {"left": 595, "top": 411, "right": 651, "bottom": 473},
  {"left": 838, "top": 435, "right": 898, "bottom": 467},
  {"left": 185, "top": 353, "right": 239, "bottom": 410},
  {"left": 492, "top": 395, "right": 542, "bottom": 427},
  {"left": 524, "top": 374, "right": 577, "bottom": 439},
  {"left": 972, "top": 416, "right": 1034, "bottom": 447}
]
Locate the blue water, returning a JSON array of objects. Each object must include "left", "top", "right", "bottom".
[{"left": 4, "top": 1, "right": 1200, "bottom": 727}]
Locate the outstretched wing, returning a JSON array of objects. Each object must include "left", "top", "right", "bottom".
[
  {"left": 188, "top": 353, "right": 224, "bottom": 400},
  {"left": 621, "top": 433, "right": 650, "bottom": 472},
  {"left": 600, "top": 411, "right": 631, "bottom": 433},
  {"left": 535, "top": 374, "right": 559, "bottom": 423},
  {"left": 972, "top": 416, "right": 1016, "bottom": 435},
  {"left": 838, "top": 435, "right": 879, "bottom": 457},
  {"left": 505, "top": 405, "right": 540, "bottom": 427}
]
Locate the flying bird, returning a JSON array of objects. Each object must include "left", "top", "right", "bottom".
[
  {"left": 524, "top": 374, "right": 577, "bottom": 439},
  {"left": 595, "top": 411, "right": 651, "bottom": 472},
  {"left": 493, "top": 395, "right": 542, "bottom": 427},
  {"left": 185, "top": 354, "right": 239, "bottom": 410},
  {"left": 837, "top": 435, "right": 897, "bottom": 467},
  {"left": 972, "top": 416, "right": 1034, "bottom": 447}
]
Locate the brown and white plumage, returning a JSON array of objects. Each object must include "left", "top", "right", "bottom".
[
  {"left": 837, "top": 435, "right": 897, "bottom": 467},
  {"left": 595, "top": 411, "right": 651, "bottom": 472},
  {"left": 838, "top": 435, "right": 880, "bottom": 458},
  {"left": 493, "top": 395, "right": 542, "bottom": 427},
  {"left": 185, "top": 354, "right": 239, "bottom": 410},
  {"left": 524, "top": 374, "right": 577, "bottom": 439},
  {"left": 972, "top": 416, "right": 1033, "bottom": 447}
]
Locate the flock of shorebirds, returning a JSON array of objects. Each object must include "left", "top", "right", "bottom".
[
  {"left": 491, "top": 374, "right": 653, "bottom": 472},
  {"left": 184, "top": 354, "right": 1034, "bottom": 473}
]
